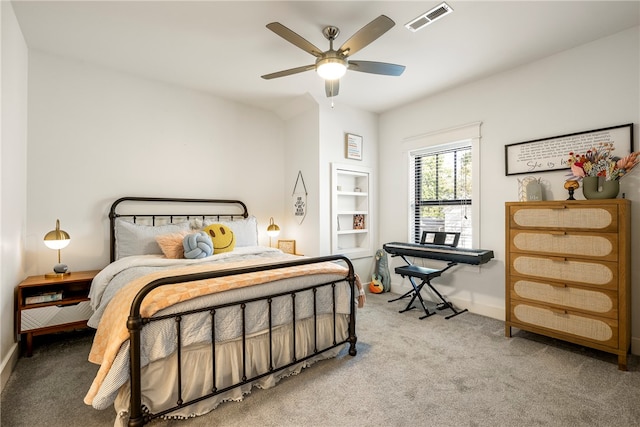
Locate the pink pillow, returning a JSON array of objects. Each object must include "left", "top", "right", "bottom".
[{"left": 155, "top": 231, "right": 190, "bottom": 259}]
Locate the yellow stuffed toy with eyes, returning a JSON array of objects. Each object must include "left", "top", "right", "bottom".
[{"left": 202, "top": 223, "right": 236, "bottom": 254}]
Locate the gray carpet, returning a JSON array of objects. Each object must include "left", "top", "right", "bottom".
[{"left": 2, "top": 293, "right": 639, "bottom": 427}]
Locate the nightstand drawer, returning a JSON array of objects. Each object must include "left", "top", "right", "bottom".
[{"left": 20, "top": 301, "right": 93, "bottom": 332}]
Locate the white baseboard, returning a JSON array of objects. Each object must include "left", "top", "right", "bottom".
[
  {"left": 1, "top": 342, "right": 19, "bottom": 392},
  {"left": 388, "top": 283, "right": 639, "bottom": 356}
]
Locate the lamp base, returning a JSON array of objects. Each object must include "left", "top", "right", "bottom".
[{"left": 45, "top": 271, "right": 71, "bottom": 279}]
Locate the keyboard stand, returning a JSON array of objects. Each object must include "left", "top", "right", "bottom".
[{"left": 390, "top": 259, "right": 467, "bottom": 320}]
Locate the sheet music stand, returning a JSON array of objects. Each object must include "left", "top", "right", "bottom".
[{"left": 388, "top": 231, "right": 468, "bottom": 319}]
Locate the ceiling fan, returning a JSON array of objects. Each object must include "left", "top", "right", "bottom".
[{"left": 261, "top": 15, "right": 406, "bottom": 98}]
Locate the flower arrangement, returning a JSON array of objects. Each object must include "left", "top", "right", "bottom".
[{"left": 567, "top": 142, "right": 639, "bottom": 181}]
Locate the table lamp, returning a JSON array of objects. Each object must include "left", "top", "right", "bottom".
[
  {"left": 43, "top": 219, "right": 71, "bottom": 278},
  {"left": 266, "top": 217, "right": 280, "bottom": 247}
]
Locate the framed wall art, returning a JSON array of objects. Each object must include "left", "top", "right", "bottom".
[
  {"left": 345, "top": 133, "right": 363, "bottom": 160},
  {"left": 504, "top": 123, "right": 633, "bottom": 176}
]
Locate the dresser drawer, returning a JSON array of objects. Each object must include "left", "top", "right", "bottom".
[
  {"left": 511, "top": 302, "right": 618, "bottom": 349},
  {"left": 509, "top": 204, "right": 618, "bottom": 232},
  {"left": 19, "top": 301, "right": 92, "bottom": 333},
  {"left": 509, "top": 278, "right": 618, "bottom": 319},
  {"left": 510, "top": 254, "right": 617, "bottom": 289},
  {"left": 510, "top": 230, "right": 618, "bottom": 261}
]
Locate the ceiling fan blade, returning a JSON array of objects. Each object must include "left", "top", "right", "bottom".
[
  {"left": 348, "top": 60, "right": 406, "bottom": 76},
  {"left": 325, "top": 79, "right": 340, "bottom": 98},
  {"left": 261, "top": 64, "right": 316, "bottom": 80},
  {"left": 338, "top": 15, "right": 395, "bottom": 58},
  {"left": 266, "top": 22, "right": 324, "bottom": 58}
]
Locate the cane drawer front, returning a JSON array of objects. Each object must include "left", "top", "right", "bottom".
[
  {"left": 510, "top": 254, "right": 617, "bottom": 290},
  {"left": 510, "top": 230, "right": 618, "bottom": 262},
  {"left": 509, "top": 204, "right": 618, "bottom": 232},
  {"left": 511, "top": 302, "right": 618, "bottom": 349},
  {"left": 509, "top": 278, "right": 618, "bottom": 319},
  {"left": 19, "top": 301, "right": 92, "bottom": 333}
]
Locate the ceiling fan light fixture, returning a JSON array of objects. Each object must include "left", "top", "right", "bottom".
[{"left": 316, "top": 58, "right": 347, "bottom": 80}]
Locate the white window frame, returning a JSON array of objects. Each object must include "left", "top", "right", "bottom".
[{"left": 403, "top": 122, "right": 482, "bottom": 248}]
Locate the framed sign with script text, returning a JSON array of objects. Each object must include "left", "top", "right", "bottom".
[{"left": 504, "top": 123, "right": 633, "bottom": 176}]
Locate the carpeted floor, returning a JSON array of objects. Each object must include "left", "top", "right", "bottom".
[{"left": 2, "top": 293, "right": 638, "bottom": 427}]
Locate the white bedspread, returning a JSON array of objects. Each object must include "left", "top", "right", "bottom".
[
  {"left": 88, "top": 246, "right": 290, "bottom": 328},
  {"left": 85, "top": 248, "right": 354, "bottom": 410}
]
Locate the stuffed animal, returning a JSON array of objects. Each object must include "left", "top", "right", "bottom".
[{"left": 202, "top": 223, "right": 236, "bottom": 253}]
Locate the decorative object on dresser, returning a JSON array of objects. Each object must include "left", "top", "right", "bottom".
[
  {"left": 43, "top": 219, "right": 71, "bottom": 278},
  {"left": 505, "top": 200, "right": 631, "bottom": 370},
  {"left": 566, "top": 143, "right": 639, "bottom": 200},
  {"left": 563, "top": 180, "right": 579, "bottom": 200},
  {"left": 16, "top": 270, "right": 98, "bottom": 356}
]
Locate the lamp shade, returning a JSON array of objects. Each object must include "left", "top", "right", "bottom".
[
  {"left": 44, "top": 219, "right": 70, "bottom": 249},
  {"left": 316, "top": 58, "right": 347, "bottom": 80},
  {"left": 266, "top": 217, "right": 280, "bottom": 237}
]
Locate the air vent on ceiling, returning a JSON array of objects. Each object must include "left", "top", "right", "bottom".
[{"left": 405, "top": 2, "right": 453, "bottom": 32}]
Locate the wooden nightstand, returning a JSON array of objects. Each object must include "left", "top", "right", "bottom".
[{"left": 15, "top": 270, "right": 99, "bottom": 356}]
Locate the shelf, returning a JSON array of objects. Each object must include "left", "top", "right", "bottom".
[
  {"left": 337, "top": 210, "right": 368, "bottom": 215},
  {"left": 337, "top": 191, "right": 368, "bottom": 197},
  {"left": 331, "top": 163, "right": 372, "bottom": 259},
  {"left": 337, "top": 229, "right": 368, "bottom": 235}
]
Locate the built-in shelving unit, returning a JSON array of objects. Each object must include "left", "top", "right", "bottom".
[{"left": 331, "top": 163, "right": 372, "bottom": 259}]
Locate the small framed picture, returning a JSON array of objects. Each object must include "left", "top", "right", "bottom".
[
  {"left": 353, "top": 214, "right": 365, "bottom": 230},
  {"left": 277, "top": 239, "right": 296, "bottom": 255},
  {"left": 345, "top": 133, "right": 363, "bottom": 160}
]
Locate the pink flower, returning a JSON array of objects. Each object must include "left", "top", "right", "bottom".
[{"left": 570, "top": 163, "right": 585, "bottom": 178}]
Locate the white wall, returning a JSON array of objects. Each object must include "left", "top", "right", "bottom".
[
  {"left": 279, "top": 94, "right": 320, "bottom": 257},
  {"left": 379, "top": 27, "right": 640, "bottom": 351},
  {"left": 26, "top": 51, "right": 286, "bottom": 274},
  {"left": 318, "top": 101, "right": 379, "bottom": 279},
  {"left": 278, "top": 95, "right": 379, "bottom": 279},
  {"left": 1, "top": 0, "right": 29, "bottom": 389}
]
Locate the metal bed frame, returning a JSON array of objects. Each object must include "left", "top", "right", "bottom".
[{"left": 107, "top": 197, "right": 358, "bottom": 426}]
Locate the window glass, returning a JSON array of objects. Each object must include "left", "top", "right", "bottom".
[{"left": 410, "top": 144, "right": 472, "bottom": 248}]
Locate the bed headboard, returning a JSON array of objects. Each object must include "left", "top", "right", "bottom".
[{"left": 109, "top": 197, "right": 249, "bottom": 263}]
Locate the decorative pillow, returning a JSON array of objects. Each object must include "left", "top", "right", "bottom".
[
  {"left": 155, "top": 230, "right": 191, "bottom": 259},
  {"left": 115, "top": 219, "right": 191, "bottom": 259},
  {"left": 203, "top": 216, "right": 258, "bottom": 247},
  {"left": 202, "top": 223, "right": 236, "bottom": 253},
  {"left": 182, "top": 231, "right": 213, "bottom": 259}
]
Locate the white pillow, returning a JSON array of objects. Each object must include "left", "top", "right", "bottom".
[
  {"left": 115, "top": 219, "right": 191, "bottom": 259},
  {"left": 203, "top": 216, "right": 258, "bottom": 247}
]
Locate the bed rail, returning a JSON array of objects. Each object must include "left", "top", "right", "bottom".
[{"left": 126, "top": 255, "right": 357, "bottom": 427}]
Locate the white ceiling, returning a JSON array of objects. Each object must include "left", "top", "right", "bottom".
[{"left": 10, "top": 1, "right": 640, "bottom": 114}]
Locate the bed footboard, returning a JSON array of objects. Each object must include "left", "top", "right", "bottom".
[{"left": 126, "top": 255, "right": 357, "bottom": 426}]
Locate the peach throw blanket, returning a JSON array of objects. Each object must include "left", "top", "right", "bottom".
[{"left": 84, "top": 259, "right": 353, "bottom": 405}]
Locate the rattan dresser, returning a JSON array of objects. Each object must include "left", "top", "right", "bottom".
[{"left": 505, "top": 199, "right": 631, "bottom": 370}]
